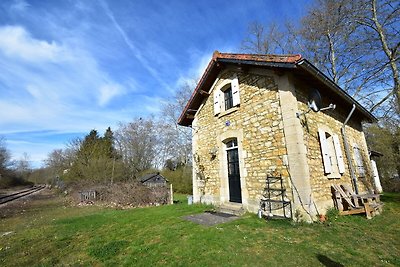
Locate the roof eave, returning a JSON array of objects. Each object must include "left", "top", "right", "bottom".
[
  {"left": 296, "top": 59, "right": 377, "bottom": 123},
  {"left": 177, "top": 58, "right": 218, "bottom": 126}
]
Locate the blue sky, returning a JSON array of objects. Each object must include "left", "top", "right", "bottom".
[{"left": 0, "top": 0, "right": 309, "bottom": 167}]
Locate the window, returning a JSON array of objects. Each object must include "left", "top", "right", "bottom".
[
  {"left": 226, "top": 139, "right": 238, "bottom": 149},
  {"left": 224, "top": 86, "right": 233, "bottom": 110},
  {"left": 353, "top": 145, "right": 365, "bottom": 177},
  {"left": 318, "top": 129, "right": 345, "bottom": 177},
  {"left": 213, "top": 75, "right": 240, "bottom": 115}
]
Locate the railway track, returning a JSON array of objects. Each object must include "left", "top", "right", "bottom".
[{"left": 0, "top": 186, "right": 46, "bottom": 205}]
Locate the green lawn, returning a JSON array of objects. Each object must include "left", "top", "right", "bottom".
[{"left": 1, "top": 191, "right": 399, "bottom": 266}]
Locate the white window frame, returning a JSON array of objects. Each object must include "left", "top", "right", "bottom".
[
  {"left": 318, "top": 128, "right": 345, "bottom": 177},
  {"left": 213, "top": 74, "right": 240, "bottom": 116}
]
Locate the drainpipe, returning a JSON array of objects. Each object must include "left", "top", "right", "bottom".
[{"left": 341, "top": 104, "right": 358, "bottom": 194}]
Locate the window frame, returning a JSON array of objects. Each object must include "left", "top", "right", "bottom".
[
  {"left": 318, "top": 128, "right": 345, "bottom": 178},
  {"left": 223, "top": 85, "right": 233, "bottom": 111},
  {"left": 213, "top": 74, "right": 240, "bottom": 116}
]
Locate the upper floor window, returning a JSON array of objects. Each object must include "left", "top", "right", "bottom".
[
  {"left": 224, "top": 86, "right": 233, "bottom": 110},
  {"left": 318, "top": 128, "right": 345, "bottom": 177},
  {"left": 213, "top": 75, "right": 240, "bottom": 116}
]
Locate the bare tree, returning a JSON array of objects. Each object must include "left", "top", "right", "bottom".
[
  {"left": 115, "top": 118, "right": 159, "bottom": 178},
  {"left": 161, "top": 82, "right": 194, "bottom": 166},
  {"left": 15, "top": 152, "right": 31, "bottom": 179},
  {"left": 0, "top": 137, "right": 11, "bottom": 174},
  {"left": 240, "top": 0, "right": 400, "bottom": 118},
  {"left": 353, "top": 0, "right": 400, "bottom": 113},
  {"left": 241, "top": 21, "right": 289, "bottom": 54}
]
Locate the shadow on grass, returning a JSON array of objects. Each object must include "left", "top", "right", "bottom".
[{"left": 317, "top": 254, "right": 344, "bottom": 267}]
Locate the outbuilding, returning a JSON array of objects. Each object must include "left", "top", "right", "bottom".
[{"left": 139, "top": 173, "right": 168, "bottom": 188}]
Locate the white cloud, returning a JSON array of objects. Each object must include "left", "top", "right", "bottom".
[
  {"left": 25, "top": 84, "right": 43, "bottom": 100},
  {"left": 0, "top": 24, "right": 132, "bottom": 135},
  {"left": 0, "top": 25, "right": 66, "bottom": 62},
  {"left": 98, "top": 83, "right": 125, "bottom": 106}
]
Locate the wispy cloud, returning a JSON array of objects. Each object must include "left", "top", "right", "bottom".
[
  {"left": 0, "top": 24, "right": 132, "bottom": 138},
  {"left": 98, "top": 83, "right": 125, "bottom": 107},
  {"left": 9, "top": 0, "right": 30, "bottom": 12},
  {"left": 99, "top": 0, "right": 172, "bottom": 91},
  {"left": 0, "top": 0, "right": 309, "bottom": 167}
]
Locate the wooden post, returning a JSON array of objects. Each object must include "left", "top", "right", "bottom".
[{"left": 170, "top": 184, "right": 173, "bottom": 204}]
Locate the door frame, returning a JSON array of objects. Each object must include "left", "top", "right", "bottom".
[
  {"left": 226, "top": 139, "right": 242, "bottom": 203},
  {"left": 218, "top": 130, "right": 248, "bottom": 206}
]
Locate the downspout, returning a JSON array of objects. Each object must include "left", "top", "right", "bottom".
[{"left": 341, "top": 104, "right": 358, "bottom": 194}]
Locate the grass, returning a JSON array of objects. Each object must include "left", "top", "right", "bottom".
[{"left": 0, "top": 192, "right": 399, "bottom": 266}]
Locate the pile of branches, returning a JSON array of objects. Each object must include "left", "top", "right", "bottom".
[{"left": 68, "top": 181, "right": 170, "bottom": 208}]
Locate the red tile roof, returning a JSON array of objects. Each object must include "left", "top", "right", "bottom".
[
  {"left": 177, "top": 51, "right": 376, "bottom": 126},
  {"left": 212, "top": 51, "right": 302, "bottom": 63}
]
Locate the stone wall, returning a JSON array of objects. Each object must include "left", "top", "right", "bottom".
[
  {"left": 294, "top": 78, "right": 374, "bottom": 212},
  {"left": 192, "top": 67, "right": 374, "bottom": 215},
  {"left": 193, "top": 67, "right": 289, "bottom": 211}
]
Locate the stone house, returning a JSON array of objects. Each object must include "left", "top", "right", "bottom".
[{"left": 178, "top": 51, "right": 378, "bottom": 221}]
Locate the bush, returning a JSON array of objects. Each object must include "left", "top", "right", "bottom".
[{"left": 325, "top": 208, "right": 340, "bottom": 224}]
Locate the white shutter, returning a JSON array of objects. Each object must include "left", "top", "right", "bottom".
[
  {"left": 333, "top": 134, "right": 345, "bottom": 174},
  {"left": 318, "top": 129, "right": 332, "bottom": 174},
  {"left": 213, "top": 90, "right": 221, "bottom": 116},
  {"left": 353, "top": 145, "right": 365, "bottom": 176},
  {"left": 231, "top": 76, "right": 240, "bottom": 106}
]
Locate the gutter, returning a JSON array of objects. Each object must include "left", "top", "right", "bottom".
[
  {"left": 218, "top": 59, "right": 297, "bottom": 69},
  {"left": 341, "top": 104, "right": 359, "bottom": 194}
]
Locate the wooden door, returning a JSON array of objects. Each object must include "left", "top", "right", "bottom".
[{"left": 226, "top": 140, "right": 242, "bottom": 203}]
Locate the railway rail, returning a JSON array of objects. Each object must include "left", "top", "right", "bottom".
[{"left": 0, "top": 186, "right": 45, "bottom": 205}]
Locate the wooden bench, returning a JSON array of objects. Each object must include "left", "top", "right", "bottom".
[
  {"left": 340, "top": 184, "right": 383, "bottom": 217},
  {"left": 331, "top": 184, "right": 383, "bottom": 219}
]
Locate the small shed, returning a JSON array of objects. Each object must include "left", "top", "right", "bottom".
[{"left": 139, "top": 173, "right": 168, "bottom": 188}]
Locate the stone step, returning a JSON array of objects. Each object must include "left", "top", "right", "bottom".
[{"left": 217, "top": 202, "right": 245, "bottom": 216}]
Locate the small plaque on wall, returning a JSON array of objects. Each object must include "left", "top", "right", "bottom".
[{"left": 225, "top": 120, "right": 230, "bottom": 126}]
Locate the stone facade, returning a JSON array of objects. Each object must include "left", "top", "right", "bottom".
[
  {"left": 192, "top": 68, "right": 289, "bottom": 212},
  {"left": 294, "top": 79, "right": 374, "bottom": 214},
  {"left": 182, "top": 52, "right": 376, "bottom": 221}
]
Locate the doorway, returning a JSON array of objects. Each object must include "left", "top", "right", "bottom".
[{"left": 226, "top": 139, "right": 242, "bottom": 203}]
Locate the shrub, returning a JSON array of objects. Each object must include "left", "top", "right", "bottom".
[{"left": 325, "top": 208, "right": 340, "bottom": 224}]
